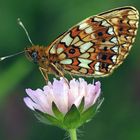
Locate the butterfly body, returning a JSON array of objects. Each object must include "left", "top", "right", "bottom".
[{"left": 24, "top": 6, "right": 139, "bottom": 80}]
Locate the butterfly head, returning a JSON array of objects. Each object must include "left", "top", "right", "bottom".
[{"left": 25, "top": 46, "right": 47, "bottom": 64}]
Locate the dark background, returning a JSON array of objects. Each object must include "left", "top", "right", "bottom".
[{"left": 0, "top": 0, "right": 140, "bottom": 140}]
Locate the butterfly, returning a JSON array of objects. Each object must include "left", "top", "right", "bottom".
[{"left": 0, "top": 6, "right": 139, "bottom": 81}]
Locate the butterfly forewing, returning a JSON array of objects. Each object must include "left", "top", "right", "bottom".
[{"left": 49, "top": 6, "right": 139, "bottom": 77}]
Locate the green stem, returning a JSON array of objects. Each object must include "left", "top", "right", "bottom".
[{"left": 68, "top": 129, "right": 77, "bottom": 140}]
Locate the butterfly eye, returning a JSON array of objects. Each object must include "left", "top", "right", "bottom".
[{"left": 31, "top": 51, "right": 38, "bottom": 63}]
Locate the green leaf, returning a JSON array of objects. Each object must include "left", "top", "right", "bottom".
[
  {"left": 78, "top": 97, "right": 85, "bottom": 113},
  {"left": 34, "top": 111, "right": 62, "bottom": 128},
  {"left": 52, "top": 102, "right": 64, "bottom": 121},
  {"left": 63, "top": 104, "right": 80, "bottom": 129},
  {"left": 80, "top": 105, "right": 97, "bottom": 125},
  {"left": 35, "top": 112, "right": 51, "bottom": 125},
  {"left": 43, "top": 113, "right": 62, "bottom": 127},
  {"left": 97, "top": 98, "right": 104, "bottom": 110},
  {"left": 80, "top": 98, "right": 104, "bottom": 125}
]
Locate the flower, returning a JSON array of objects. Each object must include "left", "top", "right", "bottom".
[{"left": 24, "top": 78, "right": 103, "bottom": 130}]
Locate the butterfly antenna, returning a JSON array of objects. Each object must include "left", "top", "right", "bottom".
[
  {"left": 0, "top": 51, "right": 25, "bottom": 61},
  {"left": 17, "top": 18, "right": 34, "bottom": 46}
]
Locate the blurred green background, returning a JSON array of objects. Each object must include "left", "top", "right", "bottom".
[{"left": 0, "top": 0, "right": 140, "bottom": 140}]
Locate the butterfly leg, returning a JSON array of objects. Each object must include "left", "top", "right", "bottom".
[
  {"left": 63, "top": 69, "right": 74, "bottom": 80},
  {"left": 69, "top": 73, "right": 74, "bottom": 79},
  {"left": 39, "top": 67, "right": 49, "bottom": 83},
  {"left": 50, "top": 63, "right": 64, "bottom": 77},
  {"left": 50, "top": 63, "right": 69, "bottom": 84}
]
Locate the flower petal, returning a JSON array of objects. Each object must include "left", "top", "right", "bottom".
[
  {"left": 52, "top": 78, "right": 69, "bottom": 114},
  {"left": 23, "top": 97, "right": 45, "bottom": 112},
  {"left": 23, "top": 97, "right": 35, "bottom": 110},
  {"left": 68, "top": 79, "right": 79, "bottom": 108}
]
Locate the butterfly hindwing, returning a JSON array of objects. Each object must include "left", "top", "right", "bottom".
[{"left": 100, "top": 6, "right": 139, "bottom": 64}]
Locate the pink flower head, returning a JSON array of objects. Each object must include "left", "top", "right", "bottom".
[{"left": 24, "top": 78, "right": 101, "bottom": 117}]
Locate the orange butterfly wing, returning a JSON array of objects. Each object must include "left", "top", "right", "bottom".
[{"left": 49, "top": 6, "right": 139, "bottom": 77}]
